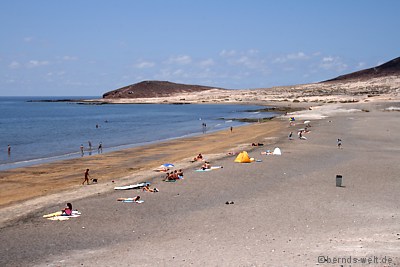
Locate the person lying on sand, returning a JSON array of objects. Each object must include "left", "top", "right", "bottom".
[
  {"left": 143, "top": 184, "right": 159, "bottom": 192},
  {"left": 298, "top": 130, "right": 307, "bottom": 140},
  {"left": 200, "top": 161, "right": 211, "bottom": 170},
  {"left": 251, "top": 143, "right": 264, "bottom": 146},
  {"left": 261, "top": 151, "right": 273, "bottom": 155},
  {"left": 61, "top": 203, "right": 73, "bottom": 216},
  {"left": 117, "top": 196, "right": 140, "bottom": 202},
  {"left": 154, "top": 165, "right": 169, "bottom": 172},
  {"left": 192, "top": 153, "right": 204, "bottom": 162}
]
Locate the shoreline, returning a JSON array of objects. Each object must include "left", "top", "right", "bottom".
[
  {"left": 1, "top": 99, "right": 399, "bottom": 266},
  {"left": 0, "top": 107, "right": 290, "bottom": 227},
  {"left": 0, "top": 99, "right": 280, "bottom": 171}
]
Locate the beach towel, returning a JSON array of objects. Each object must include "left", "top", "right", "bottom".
[
  {"left": 195, "top": 166, "right": 223, "bottom": 172},
  {"left": 117, "top": 198, "right": 144, "bottom": 203},
  {"left": 43, "top": 210, "right": 81, "bottom": 221},
  {"left": 122, "top": 200, "right": 144, "bottom": 203},
  {"left": 114, "top": 182, "right": 150, "bottom": 190}
]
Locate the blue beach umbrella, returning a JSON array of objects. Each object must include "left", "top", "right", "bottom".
[{"left": 162, "top": 163, "right": 174, "bottom": 168}]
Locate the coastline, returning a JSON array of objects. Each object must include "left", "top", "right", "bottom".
[
  {"left": 0, "top": 98, "right": 279, "bottom": 171},
  {"left": 1, "top": 99, "right": 399, "bottom": 266},
  {"left": 0, "top": 111, "right": 288, "bottom": 226}
]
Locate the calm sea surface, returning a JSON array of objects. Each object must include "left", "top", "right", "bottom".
[{"left": 0, "top": 97, "right": 278, "bottom": 170}]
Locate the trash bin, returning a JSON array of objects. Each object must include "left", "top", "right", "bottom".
[{"left": 336, "top": 175, "right": 342, "bottom": 187}]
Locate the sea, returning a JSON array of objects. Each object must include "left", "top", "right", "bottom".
[{"left": 0, "top": 96, "right": 279, "bottom": 170}]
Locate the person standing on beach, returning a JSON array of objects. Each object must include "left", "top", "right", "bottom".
[
  {"left": 337, "top": 138, "right": 342, "bottom": 149},
  {"left": 82, "top": 169, "right": 90, "bottom": 185},
  {"left": 80, "top": 144, "right": 84, "bottom": 156},
  {"left": 230, "top": 126, "right": 233, "bottom": 133},
  {"left": 88, "top": 141, "right": 92, "bottom": 151},
  {"left": 98, "top": 142, "right": 103, "bottom": 153},
  {"left": 7, "top": 144, "right": 11, "bottom": 155}
]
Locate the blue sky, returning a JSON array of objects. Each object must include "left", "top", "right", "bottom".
[{"left": 1, "top": 0, "right": 399, "bottom": 96}]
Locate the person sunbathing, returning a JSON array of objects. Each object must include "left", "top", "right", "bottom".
[
  {"left": 164, "top": 171, "right": 177, "bottom": 181},
  {"left": 177, "top": 169, "right": 184, "bottom": 179},
  {"left": 143, "top": 184, "right": 159, "bottom": 192},
  {"left": 61, "top": 203, "right": 73, "bottom": 216},
  {"left": 252, "top": 143, "right": 264, "bottom": 146},
  {"left": 193, "top": 153, "right": 203, "bottom": 161},
  {"left": 117, "top": 196, "right": 141, "bottom": 202},
  {"left": 201, "top": 161, "right": 211, "bottom": 170},
  {"left": 171, "top": 170, "right": 179, "bottom": 180},
  {"left": 164, "top": 172, "right": 171, "bottom": 181}
]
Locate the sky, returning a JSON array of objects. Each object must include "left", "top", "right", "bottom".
[{"left": 0, "top": 0, "right": 399, "bottom": 96}]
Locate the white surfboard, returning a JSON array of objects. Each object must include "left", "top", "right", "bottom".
[{"left": 114, "top": 182, "right": 150, "bottom": 190}]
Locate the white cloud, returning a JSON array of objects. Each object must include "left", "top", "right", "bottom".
[
  {"left": 47, "top": 71, "right": 65, "bottom": 76},
  {"left": 247, "top": 49, "right": 259, "bottom": 55},
  {"left": 26, "top": 60, "right": 50, "bottom": 68},
  {"left": 287, "top": 52, "right": 307, "bottom": 60},
  {"left": 274, "top": 52, "right": 308, "bottom": 63},
  {"left": 319, "top": 56, "right": 347, "bottom": 72},
  {"left": 166, "top": 55, "right": 192, "bottom": 65},
  {"left": 357, "top": 62, "right": 365, "bottom": 68},
  {"left": 135, "top": 60, "right": 155, "bottom": 69},
  {"left": 322, "top": 56, "right": 334, "bottom": 62},
  {"left": 172, "top": 69, "right": 185, "bottom": 76},
  {"left": 9, "top": 61, "right": 20, "bottom": 69},
  {"left": 62, "top": 56, "right": 78, "bottom": 61},
  {"left": 219, "top": 49, "right": 236, "bottom": 57},
  {"left": 199, "top": 58, "right": 215, "bottom": 67}
]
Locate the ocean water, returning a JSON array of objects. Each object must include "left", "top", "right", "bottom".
[{"left": 0, "top": 97, "right": 278, "bottom": 170}]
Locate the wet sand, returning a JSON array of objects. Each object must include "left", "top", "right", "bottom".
[{"left": 1, "top": 101, "right": 400, "bottom": 266}]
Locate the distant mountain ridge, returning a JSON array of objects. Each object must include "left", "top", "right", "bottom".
[
  {"left": 102, "top": 57, "right": 399, "bottom": 99},
  {"left": 103, "top": 81, "right": 226, "bottom": 99},
  {"left": 323, "top": 56, "right": 400, "bottom": 83}
]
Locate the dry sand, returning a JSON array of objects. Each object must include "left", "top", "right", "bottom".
[{"left": 1, "top": 100, "right": 400, "bottom": 266}]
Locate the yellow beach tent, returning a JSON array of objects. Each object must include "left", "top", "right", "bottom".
[{"left": 234, "top": 151, "right": 252, "bottom": 163}]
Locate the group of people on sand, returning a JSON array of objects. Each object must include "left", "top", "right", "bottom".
[
  {"left": 192, "top": 153, "right": 221, "bottom": 170},
  {"left": 164, "top": 169, "right": 184, "bottom": 181}
]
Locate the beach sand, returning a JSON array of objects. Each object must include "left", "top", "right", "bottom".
[
  {"left": 0, "top": 117, "right": 287, "bottom": 225},
  {"left": 1, "top": 100, "right": 400, "bottom": 266}
]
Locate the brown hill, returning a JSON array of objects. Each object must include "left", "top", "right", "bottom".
[
  {"left": 323, "top": 56, "right": 400, "bottom": 83},
  {"left": 103, "top": 81, "right": 226, "bottom": 99}
]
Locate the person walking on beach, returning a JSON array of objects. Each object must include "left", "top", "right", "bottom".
[
  {"left": 230, "top": 126, "right": 233, "bottom": 133},
  {"left": 288, "top": 132, "right": 293, "bottom": 140},
  {"left": 337, "top": 138, "right": 342, "bottom": 149},
  {"left": 98, "top": 142, "right": 103, "bottom": 153},
  {"left": 80, "top": 144, "right": 84, "bottom": 156},
  {"left": 82, "top": 169, "right": 90, "bottom": 185}
]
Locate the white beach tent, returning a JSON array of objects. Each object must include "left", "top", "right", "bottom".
[{"left": 272, "top": 147, "right": 282, "bottom": 155}]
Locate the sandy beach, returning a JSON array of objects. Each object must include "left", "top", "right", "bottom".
[{"left": 1, "top": 99, "right": 400, "bottom": 266}]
